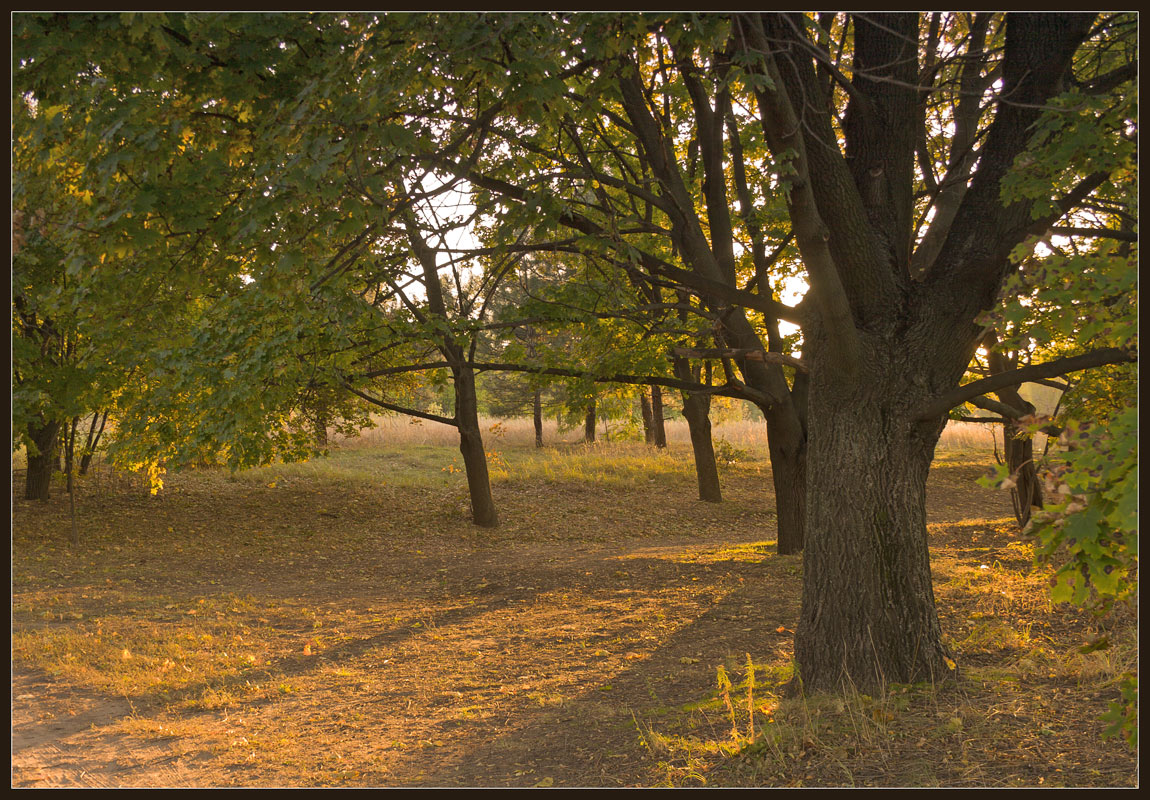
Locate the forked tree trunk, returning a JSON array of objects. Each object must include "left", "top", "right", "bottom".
[
  {"left": 25, "top": 419, "right": 61, "bottom": 501},
  {"left": 584, "top": 400, "right": 596, "bottom": 443},
  {"left": 533, "top": 389, "right": 543, "bottom": 448},
  {"left": 793, "top": 337, "right": 953, "bottom": 693},
  {"left": 985, "top": 342, "right": 1044, "bottom": 527},
  {"left": 79, "top": 411, "right": 108, "bottom": 476},
  {"left": 640, "top": 389, "right": 655, "bottom": 445},
  {"left": 1004, "top": 425, "right": 1043, "bottom": 527},
  {"left": 650, "top": 386, "right": 667, "bottom": 448},
  {"left": 454, "top": 366, "right": 498, "bottom": 527},
  {"left": 993, "top": 383, "right": 1044, "bottom": 527}
]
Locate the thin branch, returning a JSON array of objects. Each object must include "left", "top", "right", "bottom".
[{"left": 1049, "top": 226, "right": 1137, "bottom": 243}]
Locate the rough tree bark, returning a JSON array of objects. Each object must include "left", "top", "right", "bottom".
[
  {"left": 795, "top": 325, "right": 954, "bottom": 689},
  {"left": 24, "top": 418, "right": 60, "bottom": 501}
]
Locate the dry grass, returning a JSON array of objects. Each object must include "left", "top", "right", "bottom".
[
  {"left": 11, "top": 429, "right": 1136, "bottom": 788},
  {"left": 336, "top": 414, "right": 993, "bottom": 452}
]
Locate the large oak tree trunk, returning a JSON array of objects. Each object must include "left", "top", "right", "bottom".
[
  {"left": 454, "top": 366, "right": 498, "bottom": 528},
  {"left": 793, "top": 334, "right": 953, "bottom": 692},
  {"left": 25, "top": 419, "right": 61, "bottom": 501}
]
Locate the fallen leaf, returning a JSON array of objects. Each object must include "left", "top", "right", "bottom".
[{"left": 534, "top": 777, "right": 554, "bottom": 787}]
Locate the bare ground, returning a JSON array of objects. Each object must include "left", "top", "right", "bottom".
[{"left": 11, "top": 448, "right": 1138, "bottom": 787}]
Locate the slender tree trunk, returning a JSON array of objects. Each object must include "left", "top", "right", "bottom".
[
  {"left": 674, "top": 358, "right": 721, "bottom": 502},
  {"left": 454, "top": 365, "right": 498, "bottom": 528},
  {"left": 681, "top": 392, "right": 721, "bottom": 502},
  {"left": 79, "top": 411, "right": 108, "bottom": 476},
  {"left": 640, "top": 389, "right": 655, "bottom": 444},
  {"left": 765, "top": 406, "right": 807, "bottom": 555},
  {"left": 793, "top": 333, "right": 953, "bottom": 693},
  {"left": 68, "top": 459, "right": 79, "bottom": 546},
  {"left": 584, "top": 399, "right": 596, "bottom": 443},
  {"left": 25, "top": 419, "right": 61, "bottom": 502},
  {"left": 533, "top": 389, "right": 543, "bottom": 448},
  {"left": 651, "top": 386, "right": 667, "bottom": 448},
  {"left": 314, "top": 407, "right": 329, "bottom": 448},
  {"left": 64, "top": 416, "right": 78, "bottom": 495}
]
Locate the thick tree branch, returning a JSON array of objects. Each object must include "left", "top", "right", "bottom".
[
  {"left": 1049, "top": 226, "right": 1137, "bottom": 243},
  {"left": 471, "top": 362, "right": 772, "bottom": 406},
  {"left": 916, "top": 347, "right": 1136, "bottom": 421},
  {"left": 736, "top": 14, "right": 862, "bottom": 375},
  {"left": 341, "top": 382, "right": 458, "bottom": 427},
  {"left": 670, "top": 347, "right": 808, "bottom": 372}
]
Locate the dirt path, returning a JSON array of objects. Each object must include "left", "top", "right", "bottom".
[{"left": 12, "top": 530, "right": 799, "bottom": 787}]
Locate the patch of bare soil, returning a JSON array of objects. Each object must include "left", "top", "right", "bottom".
[{"left": 11, "top": 452, "right": 1137, "bottom": 787}]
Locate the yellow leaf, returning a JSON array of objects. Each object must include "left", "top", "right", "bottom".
[
  {"left": 121, "top": 648, "right": 132, "bottom": 661},
  {"left": 534, "top": 777, "right": 554, "bottom": 787},
  {"left": 945, "top": 657, "right": 957, "bottom": 671},
  {"left": 303, "top": 643, "right": 313, "bottom": 656}
]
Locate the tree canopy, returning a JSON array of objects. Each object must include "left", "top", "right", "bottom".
[{"left": 12, "top": 12, "right": 1136, "bottom": 711}]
